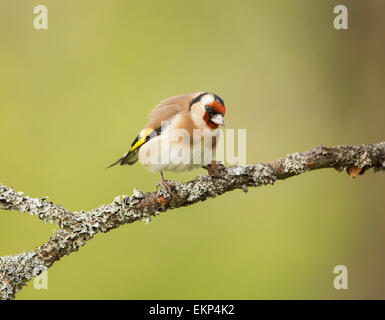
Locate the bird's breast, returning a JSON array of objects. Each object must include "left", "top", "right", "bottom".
[{"left": 138, "top": 129, "right": 219, "bottom": 173}]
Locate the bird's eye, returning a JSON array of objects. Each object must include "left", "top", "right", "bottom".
[{"left": 205, "top": 105, "right": 211, "bottom": 111}]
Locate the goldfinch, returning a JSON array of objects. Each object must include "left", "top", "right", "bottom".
[{"left": 109, "top": 92, "right": 226, "bottom": 185}]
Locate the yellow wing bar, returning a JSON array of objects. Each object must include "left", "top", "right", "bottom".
[{"left": 129, "top": 128, "right": 155, "bottom": 152}]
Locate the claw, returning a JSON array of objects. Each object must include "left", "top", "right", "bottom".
[{"left": 203, "top": 160, "right": 225, "bottom": 177}]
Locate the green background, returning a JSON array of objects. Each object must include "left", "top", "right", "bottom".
[{"left": 1, "top": 0, "right": 384, "bottom": 299}]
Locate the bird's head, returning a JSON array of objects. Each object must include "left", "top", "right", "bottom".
[{"left": 189, "top": 92, "right": 226, "bottom": 130}]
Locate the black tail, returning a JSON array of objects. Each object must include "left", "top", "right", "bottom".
[{"left": 107, "top": 149, "right": 139, "bottom": 168}]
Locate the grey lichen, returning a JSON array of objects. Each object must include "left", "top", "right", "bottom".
[
  {"left": 0, "top": 251, "right": 46, "bottom": 300},
  {"left": 281, "top": 152, "right": 309, "bottom": 175},
  {"left": 132, "top": 188, "right": 143, "bottom": 199},
  {"left": 228, "top": 166, "right": 247, "bottom": 176},
  {"left": 354, "top": 150, "right": 373, "bottom": 168},
  {"left": 0, "top": 184, "right": 67, "bottom": 226},
  {"left": 251, "top": 164, "right": 277, "bottom": 186},
  {"left": 185, "top": 175, "right": 217, "bottom": 202}
]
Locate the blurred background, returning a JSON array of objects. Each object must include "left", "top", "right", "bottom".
[{"left": 0, "top": 0, "right": 384, "bottom": 299}]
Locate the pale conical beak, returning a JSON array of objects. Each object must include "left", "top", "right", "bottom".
[{"left": 211, "top": 114, "right": 225, "bottom": 127}]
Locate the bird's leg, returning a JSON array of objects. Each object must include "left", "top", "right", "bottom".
[{"left": 157, "top": 170, "right": 172, "bottom": 193}]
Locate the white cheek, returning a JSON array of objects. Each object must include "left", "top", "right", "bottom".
[
  {"left": 191, "top": 108, "right": 206, "bottom": 128},
  {"left": 190, "top": 94, "right": 215, "bottom": 129}
]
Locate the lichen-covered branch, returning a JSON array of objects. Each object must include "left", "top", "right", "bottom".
[{"left": 1, "top": 142, "right": 384, "bottom": 299}]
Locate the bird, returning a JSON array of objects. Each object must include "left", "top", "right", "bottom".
[{"left": 108, "top": 92, "right": 226, "bottom": 189}]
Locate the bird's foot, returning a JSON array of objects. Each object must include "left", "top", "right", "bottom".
[
  {"left": 156, "top": 171, "right": 173, "bottom": 195},
  {"left": 156, "top": 179, "right": 173, "bottom": 194},
  {"left": 203, "top": 160, "right": 226, "bottom": 177}
]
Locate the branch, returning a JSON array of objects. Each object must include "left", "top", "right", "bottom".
[{"left": 1, "top": 142, "right": 384, "bottom": 299}]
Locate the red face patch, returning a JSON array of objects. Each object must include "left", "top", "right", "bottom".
[
  {"left": 203, "top": 112, "right": 217, "bottom": 129},
  {"left": 209, "top": 101, "right": 226, "bottom": 116},
  {"left": 203, "top": 101, "right": 226, "bottom": 129}
]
